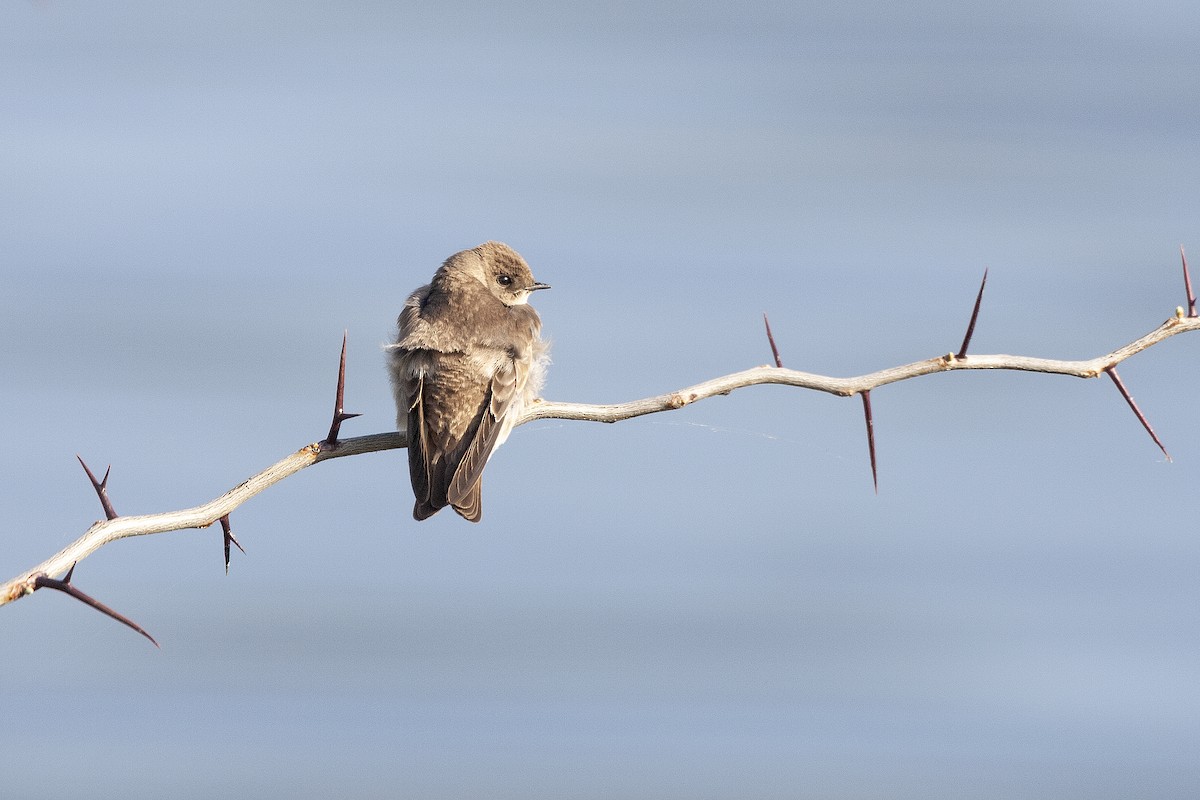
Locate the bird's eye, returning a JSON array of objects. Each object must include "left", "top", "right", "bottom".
[{"left": 497, "top": 274, "right": 513, "bottom": 287}]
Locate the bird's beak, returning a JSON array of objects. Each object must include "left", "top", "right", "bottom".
[{"left": 529, "top": 282, "right": 551, "bottom": 291}]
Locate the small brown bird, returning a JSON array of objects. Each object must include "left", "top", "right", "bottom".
[{"left": 387, "top": 242, "right": 550, "bottom": 521}]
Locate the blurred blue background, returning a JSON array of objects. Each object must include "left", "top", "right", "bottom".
[{"left": 4, "top": 2, "right": 1200, "bottom": 797}]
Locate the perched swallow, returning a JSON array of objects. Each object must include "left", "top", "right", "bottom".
[{"left": 387, "top": 242, "right": 549, "bottom": 521}]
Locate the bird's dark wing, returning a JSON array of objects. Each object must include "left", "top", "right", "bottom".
[
  {"left": 404, "top": 370, "right": 440, "bottom": 520},
  {"left": 444, "top": 355, "right": 526, "bottom": 521}
]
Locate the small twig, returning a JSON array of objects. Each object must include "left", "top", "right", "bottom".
[
  {"left": 1105, "top": 366, "right": 1171, "bottom": 461},
  {"left": 323, "top": 331, "right": 361, "bottom": 446},
  {"left": 956, "top": 268, "right": 989, "bottom": 359},
  {"left": 220, "top": 514, "right": 244, "bottom": 574},
  {"left": 1182, "top": 246, "right": 1197, "bottom": 318},
  {"left": 861, "top": 391, "right": 878, "bottom": 493},
  {"left": 763, "top": 313, "right": 784, "bottom": 367},
  {"left": 33, "top": 564, "right": 158, "bottom": 647},
  {"left": 76, "top": 455, "right": 118, "bottom": 520}
]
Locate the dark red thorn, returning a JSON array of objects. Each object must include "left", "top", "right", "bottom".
[
  {"left": 861, "top": 390, "right": 878, "bottom": 493},
  {"left": 33, "top": 563, "right": 159, "bottom": 648},
  {"left": 763, "top": 313, "right": 783, "bottom": 368},
  {"left": 1181, "top": 246, "right": 1197, "bottom": 318},
  {"left": 324, "top": 331, "right": 362, "bottom": 446},
  {"left": 1105, "top": 366, "right": 1171, "bottom": 462},
  {"left": 220, "top": 514, "right": 244, "bottom": 575},
  {"left": 956, "top": 268, "right": 989, "bottom": 359},
  {"left": 76, "top": 455, "right": 118, "bottom": 520}
]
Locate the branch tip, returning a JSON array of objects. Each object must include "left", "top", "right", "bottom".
[
  {"left": 956, "top": 268, "right": 989, "bottom": 359},
  {"left": 1105, "top": 367, "right": 1171, "bottom": 462}
]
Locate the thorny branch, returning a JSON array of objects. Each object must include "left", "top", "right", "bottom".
[{"left": 2, "top": 272, "right": 1199, "bottom": 642}]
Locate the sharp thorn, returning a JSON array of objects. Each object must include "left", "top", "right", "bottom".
[
  {"left": 1182, "top": 245, "right": 1197, "bottom": 318},
  {"left": 34, "top": 566, "right": 159, "bottom": 648},
  {"left": 76, "top": 455, "right": 118, "bottom": 520},
  {"left": 763, "top": 313, "right": 784, "bottom": 368},
  {"left": 861, "top": 390, "right": 879, "bottom": 493},
  {"left": 956, "top": 268, "right": 989, "bottom": 359},
  {"left": 1105, "top": 367, "right": 1171, "bottom": 462},
  {"left": 76, "top": 454, "right": 95, "bottom": 481},
  {"left": 324, "top": 331, "right": 359, "bottom": 445},
  {"left": 220, "top": 514, "right": 244, "bottom": 574}
]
